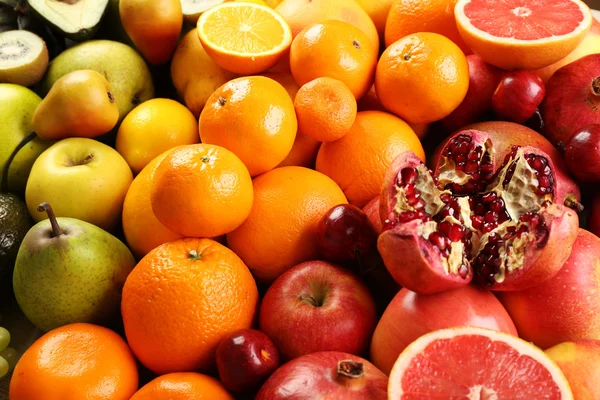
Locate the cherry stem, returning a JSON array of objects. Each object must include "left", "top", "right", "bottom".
[
  {"left": 2, "top": 131, "right": 37, "bottom": 192},
  {"left": 337, "top": 360, "right": 364, "bottom": 379},
  {"left": 591, "top": 77, "right": 600, "bottom": 97},
  {"left": 37, "top": 202, "right": 63, "bottom": 237},
  {"left": 564, "top": 194, "right": 584, "bottom": 213}
]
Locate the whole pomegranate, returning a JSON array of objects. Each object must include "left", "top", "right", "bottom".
[
  {"left": 564, "top": 124, "right": 600, "bottom": 183},
  {"left": 256, "top": 351, "right": 387, "bottom": 400},
  {"left": 378, "top": 129, "right": 579, "bottom": 294},
  {"left": 541, "top": 54, "right": 600, "bottom": 147}
]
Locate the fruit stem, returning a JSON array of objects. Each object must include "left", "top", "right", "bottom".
[
  {"left": 188, "top": 249, "right": 202, "bottom": 261},
  {"left": 564, "top": 194, "right": 584, "bottom": 213},
  {"left": 337, "top": 360, "right": 365, "bottom": 380},
  {"left": 299, "top": 293, "right": 321, "bottom": 307},
  {"left": 37, "top": 202, "right": 63, "bottom": 237},
  {"left": 591, "top": 77, "right": 600, "bottom": 97},
  {"left": 1, "top": 131, "right": 37, "bottom": 193}
]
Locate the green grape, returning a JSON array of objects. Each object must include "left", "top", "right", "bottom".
[
  {"left": 0, "top": 348, "right": 18, "bottom": 371},
  {"left": 0, "top": 356, "right": 8, "bottom": 379},
  {"left": 0, "top": 327, "right": 10, "bottom": 351}
]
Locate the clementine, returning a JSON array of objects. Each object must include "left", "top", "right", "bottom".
[
  {"left": 316, "top": 111, "right": 425, "bottom": 208},
  {"left": 121, "top": 238, "right": 258, "bottom": 374},
  {"left": 227, "top": 166, "right": 347, "bottom": 282},
  {"left": 130, "top": 372, "right": 233, "bottom": 400},
  {"left": 355, "top": 0, "right": 393, "bottom": 41}
]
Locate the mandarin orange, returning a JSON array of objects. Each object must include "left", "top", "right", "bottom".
[{"left": 130, "top": 372, "right": 233, "bottom": 400}]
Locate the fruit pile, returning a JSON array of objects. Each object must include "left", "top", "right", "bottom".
[{"left": 1, "top": 0, "right": 600, "bottom": 398}]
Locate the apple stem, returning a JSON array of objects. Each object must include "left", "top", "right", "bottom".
[
  {"left": 337, "top": 360, "right": 364, "bottom": 379},
  {"left": 1, "top": 130, "right": 37, "bottom": 192},
  {"left": 591, "top": 77, "right": 600, "bottom": 97},
  {"left": 298, "top": 293, "right": 320, "bottom": 307},
  {"left": 37, "top": 202, "right": 63, "bottom": 237},
  {"left": 564, "top": 194, "right": 584, "bottom": 213}
]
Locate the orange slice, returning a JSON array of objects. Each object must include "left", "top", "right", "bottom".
[
  {"left": 455, "top": 0, "right": 593, "bottom": 70},
  {"left": 197, "top": 2, "right": 292, "bottom": 75}
]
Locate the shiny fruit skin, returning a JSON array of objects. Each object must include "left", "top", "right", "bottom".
[
  {"left": 316, "top": 204, "right": 378, "bottom": 262},
  {"left": 587, "top": 193, "right": 600, "bottom": 237},
  {"left": 492, "top": 71, "right": 546, "bottom": 124},
  {"left": 362, "top": 197, "right": 382, "bottom": 235},
  {"left": 370, "top": 285, "right": 518, "bottom": 375},
  {"left": 564, "top": 124, "right": 600, "bottom": 183},
  {"left": 130, "top": 372, "right": 233, "bottom": 400},
  {"left": 215, "top": 329, "right": 280, "bottom": 394}
]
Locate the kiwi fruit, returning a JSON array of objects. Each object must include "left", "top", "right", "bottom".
[
  {"left": 0, "top": 30, "right": 49, "bottom": 87},
  {"left": 181, "top": 0, "right": 226, "bottom": 24}
]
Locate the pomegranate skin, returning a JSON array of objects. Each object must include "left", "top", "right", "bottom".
[
  {"left": 564, "top": 124, "right": 600, "bottom": 183},
  {"left": 370, "top": 285, "right": 518, "bottom": 375},
  {"left": 541, "top": 54, "right": 600, "bottom": 148},
  {"left": 256, "top": 351, "right": 387, "bottom": 400},
  {"left": 498, "top": 229, "right": 600, "bottom": 349},
  {"left": 587, "top": 194, "right": 600, "bottom": 237},
  {"left": 362, "top": 197, "right": 382, "bottom": 235}
]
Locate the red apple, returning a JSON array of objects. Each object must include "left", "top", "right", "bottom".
[
  {"left": 545, "top": 339, "right": 600, "bottom": 399},
  {"left": 215, "top": 329, "right": 280, "bottom": 394},
  {"left": 498, "top": 228, "right": 600, "bottom": 349},
  {"left": 256, "top": 351, "right": 387, "bottom": 400},
  {"left": 370, "top": 285, "right": 518, "bottom": 375},
  {"left": 259, "top": 261, "right": 377, "bottom": 360}
]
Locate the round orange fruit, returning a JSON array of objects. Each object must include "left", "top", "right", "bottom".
[
  {"left": 316, "top": 110, "right": 425, "bottom": 208},
  {"left": 294, "top": 77, "right": 357, "bottom": 142},
  {"left": 199, "top": 76, "right": 297, "bottom": 177},
  {"left": 375, "top": 32, "right": 469, "bottom": 124},
  {"left": 130, "top": 372, "right": 233, "bottom": 400},
  {"left": 227, "top": 166, "right": 347, "bottom": 282},
  {"left": 290, "top": 20, "right": 378, "bottom": 100},
  {"left": 151, "top": 144, "right": 253, "bottom": 238},
  {"left": 121, "top": 238, "right": 259, "bottom": 374},
  {"left": 9, "top": 323, "right": 138, "bottom": 400},
  {"left": 354, "top": 0, "right": 393, "bottom": 41}
]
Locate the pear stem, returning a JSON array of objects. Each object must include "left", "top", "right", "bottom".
[
  {"left": 2, "top": 130, "right": 37, "bottom": 192},
  {"left": 37, "top": 202, "right": 63, "bottom": 237}
]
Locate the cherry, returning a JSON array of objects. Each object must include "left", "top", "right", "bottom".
[
  {"left": 492, "top": 71, "right": 546, "bottom": 124},
  {"left": 316, "top": 204, "right": 378, "bottom": 262},
  {"left": 564, "top": 124, "right": 600, "bottom": 183}
]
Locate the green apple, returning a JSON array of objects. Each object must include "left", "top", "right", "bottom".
[
  {"left": 0, "top": 84, "right": 53, "bottom": 194},
  {"left": 25, "top": 138, "right": 133, "bottom": 231}
]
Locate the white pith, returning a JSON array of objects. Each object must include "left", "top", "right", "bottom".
[
  {"left": 181, "top": 0, "right": 225, "bottom": 15},
  {"left": 28, "top": 0, "right": 108, "bottom": 34}
]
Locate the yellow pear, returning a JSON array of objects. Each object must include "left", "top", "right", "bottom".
[{"left": 32, "top": 69, "right": 119, "bottom": 140}]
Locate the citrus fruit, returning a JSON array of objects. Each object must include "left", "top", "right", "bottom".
[
  {"left": 227, "top": 166, "right": 347, "bottom": 282},
  {"left": 290, "top": 20, "right": 378, "bottom": 99},
  {"left": 385, "top": 0, "right": 469, "bottom": 52},
  {"left": 122, "top": 151, "right": 182, "bottom": 259},
  {"left": 116, "top": 98, "right": 199, "bottom": 174},
  {"left": 171, "top": 29, "right": 236, "bottom": 117},
  {"left": 151, "top": 144, "right": 253, "bottom": 238},
  {"left": 388, "top": 326, "right": 573, "bottom": 399},
  {"left": 275, "top": 0, "right": 379, "bottom": 49},
  {"left": 277, "top": 132, "right": 321, "bottom": 168},
  {"left": 130, "top": 372, "right": 234, "bottom": 400},
  {"left": 199, "top": 76, "right": 297, "bottom": 177},
  {"left": 455, "top": 0, "right": 593, "bottom": 70},
  {"left": 121, "top": 238, "right": 259, "bottom": 374},
  {"left": 261, "top": 71, "right": 300, "bottom": 99},
  {"left": 197, "top": 2, "right": 292, "bottom": 75},
  {"left": 294, "top": 77, "right": 357, "bottom": 142},
  {"left": 375, "top": 32, "right": 469, "bottom": 124},
  {"left": 9, "top": 323, "right": 138, "bottom": 400},
  {"left": 354, "top": 0, "right": 393, "bottom": 41},
  {"left": 316, "top": 111, "right": 425, "bottom": 208}
]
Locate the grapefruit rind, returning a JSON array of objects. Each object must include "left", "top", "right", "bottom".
[
  {"left": 388, "top": 326, "right": 573, "bottom": 400},
  {"left": 455, "top": 0, "right": 592, "bottom": 70}
]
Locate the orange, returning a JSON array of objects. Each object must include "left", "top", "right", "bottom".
[
  {"left": 290, "top": 20, "right": 378, "bottom": 100},
  {"left": 277, "top": 131, "right": 321, "bottom": 168},
  {"left": 197, "top": 2, "right": 292, "bottom": 75},
  {"left": 130, "top": 372, "right": 233, "bottom": 400},
  {"left": 355, "top": 0, "right": 393, "bottom": 41},
  {"left": 261, "top": 70, "right": 300, "bottom": 99},
  {"left": 122, "top": 238, "right": 258, "bottom": 374},
  {"left": 9, "top": 323, "right": 138, "bottom": 400},
  {"left": 294, "top": 77, "right": 357, "bottom": 142},
  {"left": 316, "top": 111, "right": 425, "bottom": 208},
  {"left": 199, "top": 76, "right": 297, "bottom": 177},
  {"left": 375, "top": 32, "right": 469, "bottom": 124},
  {"left": 275, "top": 0, "right": 379, "bottom": 49},
  {"left": 227, "top": 166, "right": 347, "bottom": 282},
  {"left": 151, "top": 144, "right": 253, "bottom": 238},
  {"left": 122, "top": 151, "right": 183, "bottom": 259},
  {"left": 385, "top": 0, "right": 469, "bottom": 52},
  {"left": 171, "top": 30, "right": 236, "bottom": 117},
  {"left": 116, "top": 98, "right": 199, "bottom": 174}
]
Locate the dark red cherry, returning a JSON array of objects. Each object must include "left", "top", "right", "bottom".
[{"left": 492, "top": 71, "right": 546, "bottom": 123}]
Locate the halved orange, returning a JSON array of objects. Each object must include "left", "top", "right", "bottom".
[
  {"left": 197, "top": 2, "right": 292, "bottom": 75},
  {"left": 455, "top": 0, "right": 593, "bottom": 70}
]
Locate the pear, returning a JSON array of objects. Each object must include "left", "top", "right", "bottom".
[
  {"left": 33, "top": 70, "right": 119, "bottom": 140},
  {"left": 12, "top": 202, "right": 136, "bottom": 332}
]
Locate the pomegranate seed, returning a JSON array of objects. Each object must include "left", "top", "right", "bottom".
[
  {"left": 401, "top": 168, "right": 417, "bottom": 185},
  {"left": 458, "top": 264, "right": 469, "bottom": 279},
  {"left": 465, "top": 162, "right": 479, "bottom": 173},
  {"left": 438, "top": 221, "right": 452, "bottom": 236},
  {"left": 471, "top": 215, "right": 484, "bottom": 229},
  {"left": 405, "top": 184, "right": 416, "bottom": 197},
  {"left": 448, "top": 224, "right": 464, "bottom": 242},
  {"left": 484, "top": 212, "right": 498, "bottom": 223},
  {"left": 429, "top": 232, "right": 448, "bottom": 251},
  {"left": 468, "top": 151, "right": 480, "bottom": 161},
  {"left": 490, "top": 199, "right": 505, "bottom": 212},
  {"left": 538, "top": 176, "right": 550, "bottom": 189},
  {"left": 482, "top": 193, "right": 496, "bottom": 203}
]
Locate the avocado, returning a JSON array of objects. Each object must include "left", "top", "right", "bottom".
[
  {"left": 27, "top": 0, "right": 110, "bottom": 41},
  {"left": 0, "top": 192, "right": 32, "bottom": 280}
]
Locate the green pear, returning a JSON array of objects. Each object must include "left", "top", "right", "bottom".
[
  {"left": 0, "top": 84, "right": 52, "bottom": 194},
  {"left": 39, "top": 40, "right": 154, "bottom": 121},
  {"left": 13, "top": 202, "right": 136, "bottom": 332}
]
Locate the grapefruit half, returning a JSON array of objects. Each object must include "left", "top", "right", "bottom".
[
  {"left": 455, "top": 0, "right": 592, "bottom": 70},
  {"left": 388, "top": 326, "right": 573, "bottom": 399}
]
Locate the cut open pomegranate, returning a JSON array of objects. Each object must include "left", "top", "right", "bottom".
[{"left": 378, "top": 130, "right": 579, "bottom": 294}]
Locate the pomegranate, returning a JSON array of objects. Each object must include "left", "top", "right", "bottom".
[
  {"left": 587, "top": 193, "right": 600, "bottom": 237},
  {"left": 256, "top": 351, "right": 387, "bottom": 400},
  {"left": 498, "top": 229, "right": 600, "bottom": 349},
  {"left": 564, "top": 124, "right": 600, "bottom": 183},
  {"left": 362, "top": 197, "right": 382, "bottom": 235},
  {"left": 541, "top": 54, "right": 600, "bottom": 147},
  {"left": 492, "top": 71, "right": 546, "bottom": 124},
  {"left": 379, "top": 129, "right": 579, "bottom": 294},
  {"left": 370, "top": 285, "right": 517, "bottom": 375}
]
